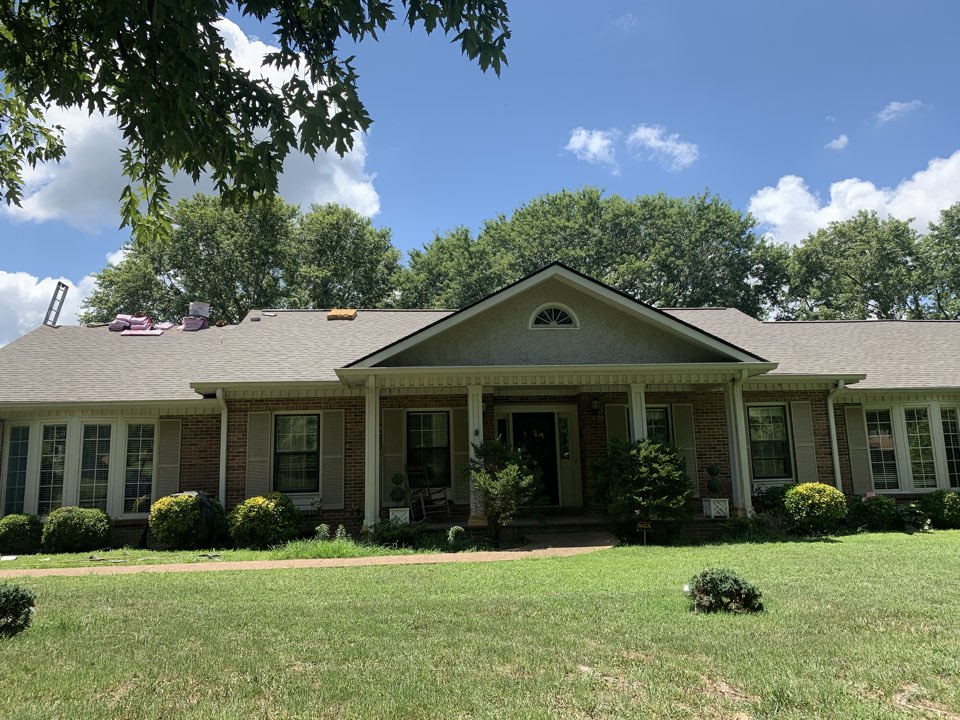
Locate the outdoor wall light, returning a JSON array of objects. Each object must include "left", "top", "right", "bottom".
[{"left": 590, "top": 398, "right": 600, "bottom": 415}]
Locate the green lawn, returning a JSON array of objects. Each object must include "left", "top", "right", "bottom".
[{"left": 3, "top": 532, "right": 960, "bottom": 719}]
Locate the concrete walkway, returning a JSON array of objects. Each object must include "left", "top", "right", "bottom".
[{"left": 0, "top": 532, "right": 617, "bottom": 579}]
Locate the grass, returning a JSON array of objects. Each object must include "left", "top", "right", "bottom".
[{"left": 2, "top": 532, "right": 960, "bottom": 719}]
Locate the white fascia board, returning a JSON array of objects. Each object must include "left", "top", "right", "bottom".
[{"left": 346, "top": 265, "right": 766, "bottom": 368}]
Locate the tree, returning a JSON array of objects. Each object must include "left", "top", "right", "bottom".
[
  {"left": 81, "top": 193, "right": 399, "bottom": 324},
  {"left": 288, "top": 203, "right": 401, "bottom": 309},
  {"left": 0, "top": 1, "right": 510, "bottom": 239},
  {"left": 920, "top": 202, "right": 960, "bottom": 319},
  {"left": 780, "top": 210, "right": 925, "bottom": 320},
  {"left": 397, "top": 188, "right": 786, "bottom": 317}
]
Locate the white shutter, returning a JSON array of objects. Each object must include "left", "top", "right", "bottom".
[
  {"left": 672, "top": 404, "right": 699, "bottom": 497},
  {"left": 790, "top": 401, "right": 818, "bottom": 483},
  {"left": 452, "top": 408, "right": 470, "bottom": 504},
  {"left": 321, "top": 410, "right": 345, "bottom": 510},
  {"left": 381, "top": 408, "right": 405, "bottom": 507},
  {"left": 844, "top": 405, "right": 872, "bottom": 494},
  {"left": 605, "top": 404, "right": 629, "bottom": 446},
  {"left": 245, "top": 411, "right": 271, "bottom": 498},
  {"left": 155, "top": 419, "right": 181, "bottom": 498}
]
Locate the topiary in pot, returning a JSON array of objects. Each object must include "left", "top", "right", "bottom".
[
  {"left": 389, "top": 473, "right": 407, "bottom": 505},
  {"left": 784, "top": 482, "right": 847, "bottom": 535},
  {"left": 228, "top": 493, "right": 303, "bottom": 549},
  {"left": 41, "top": 507, "right": 111, "bottom": 553},
  {"left": 0, "top": 514, "right": 43, "bottom": 555},
  {"left": 149, "top": 492, "right": 227, "bottom": 549},
  {"left": 685, "top": 568, "right": 764, "bottom": 614},
  {"left": 0, "top": 583, "right": 36, "bottom": 637}
]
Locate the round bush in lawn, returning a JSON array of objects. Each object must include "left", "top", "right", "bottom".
[
  {"left": 685, "top": 568, "right": 763, "bottom": 614},
  {"left": 228, "top": 493, "right": 302, "bottom": 549},
  {"left": 0, "top": 514, "right": 43, "bottom": 555},
  {"left": 0, "top": 583, "right": 36, "bottom": 637},
  {"left": 784, "top": 482, "right": 847, "bottom": 535},
  {"left": 149, "top": 492, "right": 226, "bottom": 549},
  {"left": 919, "top": 489, "right": 960, "bottom": 530},
  {"left": 41, "top": 507, "right": 111, "bottom": 553},
  {"left": 847, "top": 493, "right": 897, "bottom": 531}
]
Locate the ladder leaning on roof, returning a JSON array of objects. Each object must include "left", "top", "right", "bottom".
[{"left": 43, "top": 281, "right": 69, "bottom": 327}]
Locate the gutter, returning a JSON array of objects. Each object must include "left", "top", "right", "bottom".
[
  {"left": 216, "top": 388, "right": 228, "bottom": 506},
  {"left": 826, "top": 380, "right": 845, "bottom": 491}
]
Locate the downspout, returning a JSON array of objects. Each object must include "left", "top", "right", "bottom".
[
  {"left": 826, "top": 380, "right": 845, "bottom": 491},
  {"left": 216, "top": 388, "right": 228, "bottom": 507}
]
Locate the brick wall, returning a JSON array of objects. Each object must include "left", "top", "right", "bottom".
[
  {"left": 835, "top": 404, "right": 854, "bottom": 495},
  {"left": 226, "top": 397, "right": 366, "bottom": 532},
  {"left": 162, "top": 414, "right": 221, "bottom": 497}
]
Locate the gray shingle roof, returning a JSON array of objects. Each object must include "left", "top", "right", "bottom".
[{"left": 663, "top": 308, "right": 960, "bottom": 390}]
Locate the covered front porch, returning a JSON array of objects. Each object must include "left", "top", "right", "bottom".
[{"left": 340, "top": 364, "right": 772, "bottom": 530}]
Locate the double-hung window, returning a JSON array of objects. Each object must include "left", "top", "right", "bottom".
[
  {"left": 942, "top": 407, "right": 960, "bottom": 489},
  {"left": 3, "top": 426, "right": 30, "bottom": 515},
  {"left": 865, "top": 404, "right": 957, "bottom": 492},
  {"left": 274, "top": 415, "right": 321, "bottom": 494},
  {"left": 124, "top": 424, "right": 155, "bottom": 513},
  {"left": 38, "top": 424, "right": 68, "bottom": 515},
  {"left": 645, "top": 407, "right": 671, "bottom": 444},
  {"left": 79, "top": 423, "right": 112, "bottom": 511},
  {"left": 865, "top": 409, "right": 899, "bottom": 490},
  {"left": 747, "top": 406, "right": 792, "bottom": 480},
  {"left": 406, "top": 411, "right": 451, "bottom": 488}
]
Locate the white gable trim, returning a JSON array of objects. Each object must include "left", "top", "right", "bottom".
[{"left": 347, "top": 264, "right": 766, "bottom": 368}]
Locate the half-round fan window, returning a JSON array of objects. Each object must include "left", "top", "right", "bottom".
[{"left": 530, "top": 304, "right": 579, "bottom": 328}]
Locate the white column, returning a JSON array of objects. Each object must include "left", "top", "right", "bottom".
[
  {"left": 628, "top": 383, "right": 647, "bottom": 441},
  {"left": 725, "top": 377, "right": 752, "bottom": 515},
  {"left": 363, "top": 376, "right": 380, "bottom": 529},
  {"left": 467, "top": 385, "right": 486, "bottom": 526}
]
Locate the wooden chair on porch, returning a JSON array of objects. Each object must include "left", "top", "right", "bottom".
[{"left": 407, "top": 464, "right": 453, "bottom": 521}]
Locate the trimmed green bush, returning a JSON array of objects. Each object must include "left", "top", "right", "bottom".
[
  {"left": 848, "top": 493, "right": 898, "bottom": 531},
  {"left": 752, "top": 484, "right": 792, "bottom": 514},
  {"left": 784, "top": 482, "right": 847, "bottom": 535},
  {"left": 149, "top": 492, "right": 226, "bottom": 549},
  {"left": 227, "top": 493, "right": 302, "bottom": 549},
  {"left": 0, "top": 514, "right": 43, "bottom": 555},
  {"left": 919, "top": 490, "right": 960, "bottom": 530},
  {"left": 0, "top": 583, "right": 36, "bottom": 637},
  {"left": 686, "top": 568, "right": 763, "bottom": 614},
  {"left": 896, "top": 502, "right": 931, "bottom": 534},
  {"left": 41, "top": 507, "right": 111, "bottom": 553}
]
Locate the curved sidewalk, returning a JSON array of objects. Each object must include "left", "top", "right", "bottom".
[{"left": 0, "top": 532, "right": 617, "bottom": 579}]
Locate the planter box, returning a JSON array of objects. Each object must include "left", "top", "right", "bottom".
[
  {"left": 389, "top": 507, "right": 411, "bottom": 524},
  {"left": 702, "top": 498, "right": 730, "bottom": 519}
]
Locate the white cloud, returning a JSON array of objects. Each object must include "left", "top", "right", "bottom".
[
  {"left": 876, "top": 99, "right": 927, "bottom": 124},
  {"left": 825, "top": 134, "right": 849, "bottom": 150},
  {"left": 748, "top": 149, "right": 960, "bottom": 245},
  {"left": 0, "top": 272, "right": 96, "bottom": 347},
  {"left": 2, "top": 18, "right": 380, "bottom": 230},
  {"left": 625, "top": 124, "right": 699, "bottom": 171},
  {"left": 611, "top": 13, "right": 639, "bottom": 31},
  {"left": 565, "top": 128, "right": 620, "bottom": 173}
]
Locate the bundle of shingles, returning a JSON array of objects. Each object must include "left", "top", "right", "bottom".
[
  {"left": 109, "top": 314, "right": 173, "bottom": 336},
  {"left": 181, "top": 315, "right": 209, "bottom": 332}
]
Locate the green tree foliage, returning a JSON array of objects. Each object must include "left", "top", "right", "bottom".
[
  {"left": 397, "top": 188, "right": 786, "bottom": 317},
  {"left": 921, "top": 203, "right": 960, "bottom": 319},
  {"left": 779, "top": 210, "right": 925, "bottom": 319},
  {"left": 467, "top": 439, "right": 536, "bottom": 546},
  {"left": 82, "top": 194, "right": 400, "bottom": 324},
  {"left": 0, "top": 1, "right": 510, "bottom": 239}
]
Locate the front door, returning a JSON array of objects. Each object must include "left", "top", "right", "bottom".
[{"left": 511, "top": 412, "right": 560, "bottom": 506}]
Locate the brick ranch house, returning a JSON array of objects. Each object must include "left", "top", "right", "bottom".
[{"left": 1, "top": 263, "right": 959, "bottom": 540}]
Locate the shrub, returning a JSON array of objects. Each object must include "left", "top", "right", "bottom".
[
  {"left": 685, "top": 568, "right": 764, "bottom": 614},
  {"left": 41, "top": 507, "right": 111, "bottom": 553},
  {"left": 334, "top": 524, "right": 348, "bottom": 541},
  {"left": 783, "top": 482, "right": 847, "bottom": 535},
  {"left": 919, "top": 490, "right": 960, "bottom": 530},
  {"left": 366, "top": 518, "right": 430, "bottom": 548},
  {"left": 314, "top": 523, "right": 331, "bottom": 541},
  {"left": 149, "top": 492, "right": 226, "bottom": 549},
  {"left": 896, "top": 502, "right": 931, "bottom": 534},
  {"left": 468, "top": 439, "right": 536, "bottom": 547},
  {"left": 0, "top": 514, "right": 43, "bottom": 555},
  {"left": 447, "top": 525, "right": 465, "bottom": 547},
  {"left": 593, "top": 439, "right": 692, "bottom": 531},
  {"left": 0, "top": 583, "right": 36, "bottom": 637},
  {"left": 227, "top": 493, "right": 302, "bottom": 549},
  {"left": 752, "top": 484, "right": 792, "bottom": 514},
  {"left": 847, "top": 493, "right": 898, "bottom": 531}
]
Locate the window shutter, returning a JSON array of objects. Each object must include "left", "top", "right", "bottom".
[
  {"left": 155, "top": 419, "right": 181, "bottom": 499},
  {"left": 381, "top": 408, "right": 405, "bottom": 507},
  {"left": 321, "top": 410, "right": 345, "bottom": 510},
  {"left": 452, "top": 408, "right": 470, "bottom": 504},
  {"left": 844, "top": 405, "right": 872, "bottom": 494},
  {"left": 605, "top": 404, "right": 629, "bottom": 445},
  {"left": 671, "top": 404, "right": 699, "bottom": 497},
  {"left": 245, "top": 411, "right": 271, "bottom": 499},
  {"left": 790, "top": 401, "right": 818, "bottom": 483}
]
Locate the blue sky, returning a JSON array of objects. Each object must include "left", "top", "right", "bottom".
[{"left": 2, "top": 0, "right": 959, "bottom": 343}]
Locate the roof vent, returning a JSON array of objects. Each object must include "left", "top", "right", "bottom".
[
  {"left": 327, "top": 309, "right": 358, "bottom": 321},
  {"left": 189, "top": 301, "right": 210, "bottom": 318}
]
